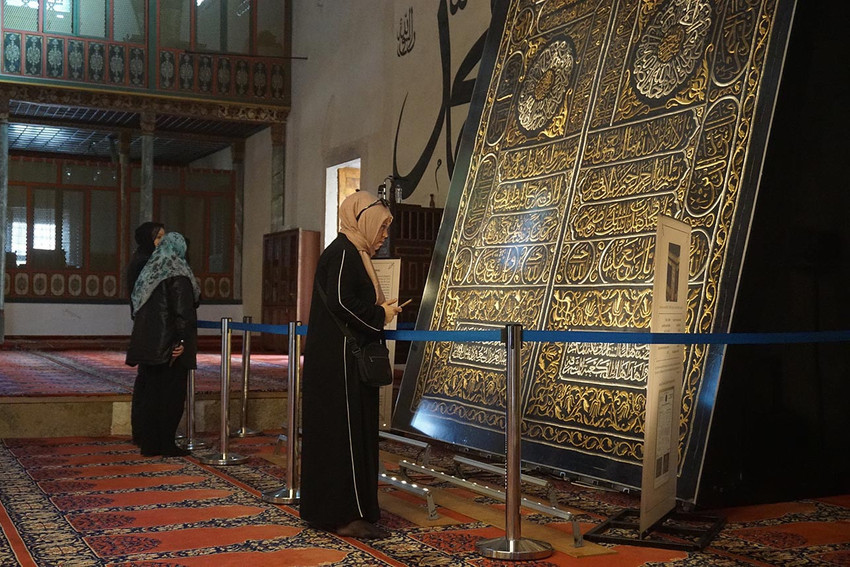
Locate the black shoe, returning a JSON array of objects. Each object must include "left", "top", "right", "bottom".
[
  {"left": 161, "top": 445, "right": 191, "bottom": 457},
  {"left": 336, "top": 519, "right": 390, "bottom": 539}
]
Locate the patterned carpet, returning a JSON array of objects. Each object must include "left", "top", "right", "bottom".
[
  {"left": 0, "top": 350, "right": 289, "bottom": 397},
  {"left": 0, "top": 434, "right": 848, "bottom": 566}
]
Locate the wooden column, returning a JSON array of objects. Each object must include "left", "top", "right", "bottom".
[
  {"left": 232, "top": 140, "right": 245, "bottom": 300},
  {"left": 118, "top": 131, "right": 131, "bottom": 296},
  {"left": 270, "top": 122, "right": 285, "bottom": 231}
]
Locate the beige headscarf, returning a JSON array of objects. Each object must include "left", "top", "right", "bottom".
[{"left": 338, "top": 191, "right": 393, "bottom": 305}]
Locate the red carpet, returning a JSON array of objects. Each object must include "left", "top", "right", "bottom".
[
  {"left": 0, "top": 350, "right": 289, "bottom": 397},
  {"left": 0, "top": 434, "right": 848, "bottom": 566}
]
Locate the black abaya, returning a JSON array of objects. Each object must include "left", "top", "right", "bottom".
[{"left": 299, "top": 235, "right": 386, "bottom": 529}]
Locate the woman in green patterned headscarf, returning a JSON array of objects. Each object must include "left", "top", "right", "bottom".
[{"left": 126, "top": 232, "right": 200, "bottom": 457}]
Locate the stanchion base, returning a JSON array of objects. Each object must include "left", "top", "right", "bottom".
[
  {"left": 231, "top": 428, "right": 261, "bottom": 438},
  {"left": 196, "top": 452, "right": 250, "bottom": 466},
  {"left": 476, "top": 537, "right": 554, "bottom": 560},
  {"left": 176, "top": 438, "right": 209, "bottom": 451},
  {"left": 262, "top": 487, "right": 300, "bottom": 504}
]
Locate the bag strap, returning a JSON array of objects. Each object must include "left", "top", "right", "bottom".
[{"left": 316, "top": 284, "right": 374, "bottom": 354}]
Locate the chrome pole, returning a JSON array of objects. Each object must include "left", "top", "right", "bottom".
[
  {"left": 477, "top": 323, "right": 553, "bottom": 560},
  {"left": 177, "top": 369, "right": 208, "bottom": 450},
  {"left": 263, "top": 321, "right": 301, "bottom": 504},
  {"left": 233, "top": 315, "right": 259, "bottom": 437},
  {"left": 198, "top": 317, "right": 248, "bottom": 466}
]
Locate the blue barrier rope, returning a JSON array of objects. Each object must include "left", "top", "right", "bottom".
[{"left": 197, "top": 319, "right": 850, "bottom": 345}]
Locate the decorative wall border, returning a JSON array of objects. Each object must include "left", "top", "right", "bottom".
[
  {"left": 0, "top": 81, "right": 288, "bottom": 124},
  {"left": 1, "top": 29, "right": 288, "bottom": 107},
  {"left": 5, "top": 271, "right": 232, "bottom": 302}
]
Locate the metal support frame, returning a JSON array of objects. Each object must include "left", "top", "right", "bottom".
[
  {"left": 380, "top": 473, "right": 439, "bottom": 520},
  {"left": 379, "top": 430, "right": 432, "bottom": 467},
  {"left": 584, "top": 508, "right": 725, "bottom": 551},
  {"left": 233, "top": 315, "right": 259, "bottom": 438},
  {"left": 453, "top": 455, "right": 558, "bottom": 508},
  {"left": 176, "top": 369, "right": 208, "bottom": 451},
  {"left": 198, "top": 317, "right": 249, "bottom": 466},
  {"left": 377, "top": 431, "right": 439, "bottom": 515},
  {"left": 399, "top": 460, "right": 578, "bottom": 525},
  {"left": 263, "top": 321, "right": 302, "bottom": 504}
]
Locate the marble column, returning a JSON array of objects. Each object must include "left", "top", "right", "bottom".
[
  {"left": 0, "top": 99, "right": 8, "bottom": 342},
  {"left": 139, "top": 112, "right": 155, "bottom": 224},
  {"left": 118, "top": 131, "right": 131, "bottom": 296}
]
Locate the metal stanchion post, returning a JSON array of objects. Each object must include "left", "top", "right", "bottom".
[
  {"left": 477, "top": 323, "right": 553, "bottom": 560},
  {"left": 198, "top": 317, "right": 249, "bottom": 466},
  {"left": 263, "top": 321, "right": 301, "bottom": 504},
  {"left": 233, "top": 315, "right": 259, "bottom": 437},
  {"left": 177, "top": 369, "right": 208, "bottom": 450}
]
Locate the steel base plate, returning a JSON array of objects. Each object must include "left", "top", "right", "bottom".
[
  {"left": 231, "top": 428, "right": 261, "bottom": 438},
  {"left": 176, "top": 438, "right": 209, "bottom": 451},
  {"left": 196, "top": 452, "right": 249, "bottom": 466},
  {"left": 262, "top": 487, "right": 300, "bottom": 504},
  {"left": 476, "top": 537, "right": 554, "bottom": 560}
]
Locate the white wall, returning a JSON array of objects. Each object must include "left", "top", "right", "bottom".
[
  {"left": 5, "top": 303, "right": 242, "bottom": 336},
  {"left": 242, "top": 128, "right": 273, "bottom": 322},
  {"left": 286, "top": 1, "right": 491, "bottom": 232}
]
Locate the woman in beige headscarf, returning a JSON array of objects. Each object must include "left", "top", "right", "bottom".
[{"left": 300, "top": 191, "right": 402, "bottom": 539}]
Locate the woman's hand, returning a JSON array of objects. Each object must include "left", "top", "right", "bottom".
[
  {"left": 381, "top": 298, "right": 403, "bottom": 325},
  {"left": 169, "top": 340, "right": 185, "bottom": 366}
]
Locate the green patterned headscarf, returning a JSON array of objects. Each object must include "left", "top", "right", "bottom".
[{"left": 130, "top": 232, "right": 200, "bottom": 317}]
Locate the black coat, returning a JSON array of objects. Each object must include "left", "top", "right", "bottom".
[
  {"left": 299, "top": 235, "right": 387, "bottom": 528},
  {"left": 125, "top": 275, "right": 198, "bottom": 369}
]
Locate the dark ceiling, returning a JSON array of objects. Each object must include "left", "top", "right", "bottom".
[{"left": 8, "top": 100, "right": 266, "bottom": 165}]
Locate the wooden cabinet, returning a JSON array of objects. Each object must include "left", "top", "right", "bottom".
[
  {"left": 261, "top": 229, "right": 321, "bottom": 352},
  {"left": 379, "top": 203, "right": 443, "bottom": 362}
]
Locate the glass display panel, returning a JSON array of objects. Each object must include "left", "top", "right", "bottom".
[
  {"left": 33, "top": 189, "right": 57, "bottom": 251},
  {"left": 89, "top": 190, "right": 117, "bottom": 270},
  {"left": 4, "top": 0, "right": 38, "bottom": 32},
  {"left": 155, "top": 168, "right": 181, "bottom": 190},
  {"left": 62, "top": 164, "right": 118, "bottom": 187},
  {"left": 195, "top": 0, "right": 222, "bottom": 52},
  {"left": 62, "top": 190, "right": 84, "bottom": 268},
  {"left": 159, "top": 0, "right": 190, "bottom": 48},
  {"left": 256, "top": 0, "right": 285, "bottom": 56},
  {"left": 226, "top": 0, "right": 250, "bottom": 54},
  {"left": 113, "top": 0, "right": 144, "bottom": 43},
  {"left": 9, "top": 160, "right": 58, "bottom": 184},
  {"left": 6, "top": 185, "right": 27, "bottom": 266},
  {"left": 158, "top": 194, "right": 204, "bottom": 271},
  {"left": 79, "top": 0, "right": 107, "bottom": 38},
  {"left": 185, "top": 170, "right": 232, "bottom": 192},
  {"left": 208, "top": 195, "right": 232, "bottom": 273},
  {"left": 45, "top": 0, "right": 73, "bottom": 34}
]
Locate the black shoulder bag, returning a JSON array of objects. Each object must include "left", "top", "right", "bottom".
[{"left": 316, "top": 285, "right": 394, "bottom": 388}]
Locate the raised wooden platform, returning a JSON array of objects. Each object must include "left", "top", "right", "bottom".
[
  {"left": 0, "top": 391, "right": 288, "bottom": 439},
  {"left": 0, "top": 347, "right": 288, "bottom": 438}
]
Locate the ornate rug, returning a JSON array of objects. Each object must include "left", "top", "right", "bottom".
[
  {"left": 0, "top": 434, "right": 848, "bottom": 566},
  {"left": 0, "top": 350, "right": 289, "bottom": 397}
]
